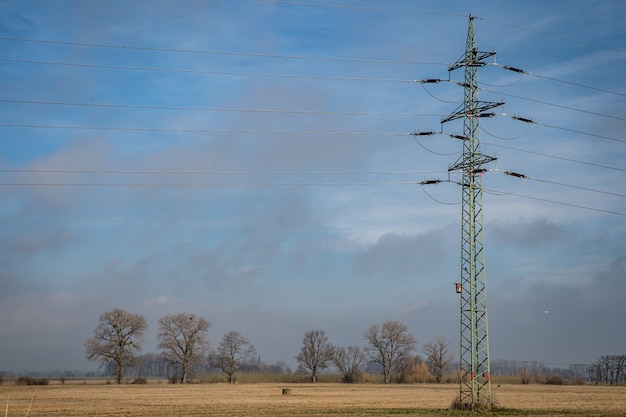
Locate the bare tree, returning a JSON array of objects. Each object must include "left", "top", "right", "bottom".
[
  {"left": 423, "top": 337, "right": 454, "bottom": 383},
  {"left": 363, "top": 321, "right": 416, "bottom": 384},
  {"left": 296, "top": 329, "right": 333, "bottom": 383},
  {"left": 590, "top": 354, "right": 626, "bottom": 385},
  {"left": 214, "top": 331, "right": 256, "bottom": 383},
  {"left": 84, "top": 308, "right": 147, "bottom": 384},
  {"left": 157, "top": 312, "right": 210, "bottom": 383},
  {"left": 331, "top": 345, "right": 366, "bottom": 383}
]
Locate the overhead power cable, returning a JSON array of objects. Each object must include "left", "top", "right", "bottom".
[
  {"left": 506, "top": 115, "right": 626, "bottom": 144},
  {"left": 483, "top": 187, "right": 626, "bottom": 217},
  {"left": 493, "top": 169, "right": 626, "bottom": 199},
  {"left": 6, "top": 177, "right": 621, "bottom": 216},
  {"left": 423, "top": 80, "right": 626, "bottom": 123},
  {"left": 0, "top": 181, "right": 419, "bottom": 187},
  {"left": 0, "top": 36, "right": 444, "bottom": 65},
  {"left": 1, "top": 59, "right": 620, "bottom": 116},
  {"left": 482, "top": 141, "right": 626, "bottom": 173},
  {"left": 0, "top": 168, "right": 439, "bottom": 176},
  {"left": 420, "top": 171, "right": 625, "bottom": 209},
  {"left": 0, "top": 58, "right": 409, "bottom": 83},
  {"left": 265, "top": 1, "right": 626, "bottom": 55},
  {"left": 475, "top": 16, "right": 626, "bottom": 55},
  {"left": 478, "top": 86, "right": 626, "bottom": 122},
  {"left": 433, "top": 109, "right": 626, "bottom": 144},
  {"left": 2, "top": 96, "right": 620, "bottom": 137},
  {"left": 2, "top": 121, "right": 621, "bottom": 145},
  {"left": 262, "top": 0, "right": 464, "bottom": 17},
  {"left": 495, "top": 63, "right": 626, "bottom": 98},
  {"left": 5, "top": 167, "right": 622, "bottom": 199},
  {"left": 0, "top": 123, "right": 404, "bottom": 136},
  {"left": 0, "top": 99, "right": 440, "bottom": 118}
]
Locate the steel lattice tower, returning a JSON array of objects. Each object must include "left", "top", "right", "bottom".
[{"left": 442, "top": 15, "right": 503, "bottom": 409}]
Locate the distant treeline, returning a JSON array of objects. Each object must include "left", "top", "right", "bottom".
[{"left": 3, "top": 354, "right": 624, "bottom": 385}]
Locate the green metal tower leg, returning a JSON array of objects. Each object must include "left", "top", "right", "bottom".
[{"left": 442, "top": 15, "right": 503, "bottom": 409}]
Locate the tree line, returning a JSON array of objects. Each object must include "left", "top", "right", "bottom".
[
  {"left": 491, "top": 356, "right": 626, "bottom": 385},
  {"left": 588, "top": 355, "right": 626, "bottom": 385},
  {"left": 84, "top": 308, "right": 454, "bottom": 384}
]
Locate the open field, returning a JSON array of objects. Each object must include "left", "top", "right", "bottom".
[{"left": 1, "top": 383, "right": 625, "bottom": 416}]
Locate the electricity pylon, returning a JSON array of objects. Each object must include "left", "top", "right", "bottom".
[{"left": 442, "top": 15, "right": 503, "bottom": 409}]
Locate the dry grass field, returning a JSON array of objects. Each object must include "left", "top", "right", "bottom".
[{"left": 1, "top": 382, "right": 625, "bottom": 416}]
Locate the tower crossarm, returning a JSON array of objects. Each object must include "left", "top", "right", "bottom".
[
  {"left": 449, "top": 49, "right": 496, "bottom": 71},
  {"left": 441, "top": 101, "right": 504, "bottom": 124}
]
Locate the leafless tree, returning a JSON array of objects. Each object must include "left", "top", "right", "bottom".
[
  {"left": 491, "top": 359, "right": 519, "bottom": 377},
  {"left": 157, "top": 312, "right": 210, "bottom": 383},
  {"left": 590, "top": 354, "right": 626, "bottom": 385},
  {"left": 331, "top": 345, "right": 366, "bottom": 383},
  {"left": 569, "top": 363, "right": 589, "bottom": 384},
  {"left": 519, "top": 361, "right": 531, "bottom": 384},
  {"left": 84, "top": 308, "right": 147, "bottom": 384},
  {"left": 296, "top": 329, "right": 333, "bottom": 383},
  {"left": 214, "top": 331, "right": 256, "bottom": 383},
  {"left": 423, "top": 337, "right": 454, "bottom": 383},
  {"left": 527, "top": 360, "right": 550, "bottom": 383},
  {"left": 363, "top": 321, "right": 416, "bottom": 384}
]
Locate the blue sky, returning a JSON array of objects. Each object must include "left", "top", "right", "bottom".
[{"left": 1, "top": 0, "right": 625, "bottom": 373}]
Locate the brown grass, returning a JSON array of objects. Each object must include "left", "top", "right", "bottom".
[{"left": 1, "top": 382, "right": 625, "bottom": 416}]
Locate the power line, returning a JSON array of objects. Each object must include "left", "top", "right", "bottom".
[
  {"left": 4, "top": 166, "right": 623, "bottom": 200},
  {"left": 3, "top": 178, "right": 624, "bottom": 217},
  {"left": 479, "top": 87, "right": 626, "bottom": 123},
  {"left": 504, "top": 114, "right": 626, "bottom": 144},
  {"left": 262, "top": 0, "right": 464, "bottom": 18},
  {"left": 494, "top": 63, "right": 626, "bottom": 98},
  {"left": 0, "top": 181, "right": 418, "bottom": 187},
  {"left": 0, "top": 123, "right": 404, "bottom": 136},
  {"left": 484, "top": 187, "right": 626, "bottom": 217},
  {"left": 492, "top": 169, "right": 626, "bottom": 199},
  {"left": 265, "top": 1, "right": 626, "bottom": 55},
  {"left": 10, "top": 86, "right": 623, "bottom": 129},
  {"left": 410, "top": 129, "right": 626, "bottom": 172},
  {"left": 3, "top": 121, "right": 622, "bottom": 145},
  {"left": 441, "top": 110, "right": 626, "bottom": 144},
  {"left": 0, "top": 168, "right": 438, "bottom": 176},
  {"left": 475, "top": 16, "right": 626, "bottom": 55},
  {"left": 421, "top": 80, "right": 626, "bottom": 123},
  {"left": 0, "top": 99, "right": 440, "bottom": 118},
  {"left": 423, "top": 177, "right": 626, "bottom": 216},
  {"left": 0, "top": 36, "right": 444, "bottom": 66},
  {"left": 2, "top": 60, "right": 621, "bottom": 119},
  {"left": 482, "top": 141, "right": 626, "bottom": 173},
  {"left": 4, "top": 89, "right": 622, "bottom": 131},
  {"left": 0, "top": 58, "right": 409, "bottom": 83}
]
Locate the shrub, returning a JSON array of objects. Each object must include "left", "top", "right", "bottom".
[
  {"left": 15, "top": 376, "right": 49, "bottom": 386},
  {"left": 132, "top": 377, "right": 147, "bottom": 384},
  {"left": 546, "top": 373, "right": 565, "bottom": 385}
]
